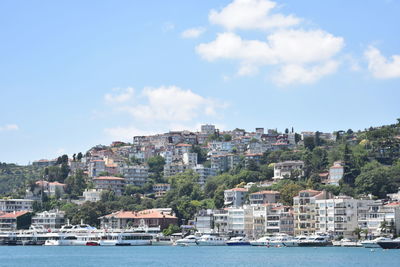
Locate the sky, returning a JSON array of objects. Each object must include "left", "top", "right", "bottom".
[{"left": 1, "top": 0, "right": 399, "bottom": 164}]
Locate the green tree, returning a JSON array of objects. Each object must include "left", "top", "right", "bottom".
[
  {"left": 341, "top": 144, "right": 357, "bottom": 187},
  {"left": 279, "top": 182, "right": 304, "bottom": 205},
  {"left": 304, "top": 136, "right": 315, "bottom": 150},
  {"left": 223, "top": 134, "right": 232, "bottom": 141},
  {"left": 147, "top": 156, "right": 166, "bottom": 175}
]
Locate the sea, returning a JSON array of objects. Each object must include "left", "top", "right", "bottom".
[{"left": 0, "top": 246, "right": 399, "bottom": 267}]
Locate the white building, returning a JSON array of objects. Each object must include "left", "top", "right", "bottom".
[
  {"left": 182, "top": 152, "right": 198, "bottom": 166},
  {"left": 83, "top": 189, "right": 103, "bottom": 202},
  {"left": 358, "top": 200, "right": 400, "bottom": 237},
  {"left": 88, "top": 160, "right": 106, "bottom": 177},
  {"left": 93, "top": 176, "right": 125, "bottom": 196},
  {"left": 195, "top": 209, "right": 214, "bottom": 234},
  {"left": 316, "top": 196, "right": 373, "bottom": 238},
  {"left": 273, "top": 160, "right": 304, "bottom": 180},
  {"left": 122, "top": 165, "right": 149, "bottom": 186},
  {"left": 31, "top": 210, "right": 65, "bottom": 230},
  {"left": 327, "top": 161, "right": 344, "bottom": 185},
  {"left": 0, "top": 199, "right": 33, "bottom": 212},
  {"left": 224, "top": 188, "right": 248, "bottom": 207},
  {"left": 228, "top": 207, "right": 245, "bottom": 235},
  {"left": 192, "top": 164, "right": 216, "bottom": 185}
]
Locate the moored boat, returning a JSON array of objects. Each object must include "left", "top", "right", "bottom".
[
  {"left": 226, "top": 236, "right": 250, "bottom": 246},
  {"left": 250, "top": 236, "right": 271, "bottom": 246},
  {"left": 174, "top": 235, "right": 199, "bottom": 246},
  {"left": 196, "top": 234, "right": 226, "bottom": 246},
  {"left": 361, "top": 237, "right": 392, "bottom": 248},
  {"left": 377, "top": 237, "right": 400, "bottom": 249}
]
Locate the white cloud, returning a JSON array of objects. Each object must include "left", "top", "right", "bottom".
[
  {"left": 365, "top": 46, "right": 400, "bottom": 79},
  {"left": 0, "top": 124, "right": 19, "bottom": 132},
  {"left": 103, "top": 86, "right": 228, "bottom": 141},
  {"left": 181, "top": 27, "right": 206, "bottom": 39},
  {"left": 209, "top": 0, "right": 300, "bottom": 31},
  {"left": 104, "top": 87, "right": 134, "bottom": 103},
  {"left": 273, "top": 60, "right": 339, "bottom": 85},
  {"left": 123, "top": 86, "right": 226, "bottom": 122},
  {"left": 196, "top": 30, "right": 344, "bottom": 84}
]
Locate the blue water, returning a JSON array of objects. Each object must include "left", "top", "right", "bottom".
[{"left": 0, "top": 246, "right": 399, "bottom": 267}]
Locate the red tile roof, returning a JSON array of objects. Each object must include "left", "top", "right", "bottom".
[
  {"left": 103, "top": 209, "right": 177, "bottom": 219},
  {"left": 385, "top": 202, "right": 400, "bottom": 207},
  {"left": 94, "top": 176, "right": 125, "bottom": 181},
  {"left": 176, "top": 143, "right": 192, "bottom": 147},
  {"left": 226, "top": 188, "right": 248, "bottom": 192},
  {"left": 0, "top": 211, "right": 30, "bottom": 219},
  {"left": 250, "top": 190, "right": 280, "bottom": 195}
]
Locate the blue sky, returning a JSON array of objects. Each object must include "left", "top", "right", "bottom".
[{"left": 1, "top": 0, "right": 399, "bottom": 164}]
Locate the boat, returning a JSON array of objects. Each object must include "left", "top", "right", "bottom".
[
  {"left": 174, "top": 235, "right": 199, "bottom": 246},
  {"left": 340, "top": 238, "right": 361, "bottom": 247},
  {"left": 361, "top": 237, "right": 392, "bottom": 248},
  {"left": 377, "top": 237, "right": 400, "bottom": 249},
  {"left": 151, "top": 235, "right": 173, "bottom": 246},
  {"left": 297, "top": 235, "right": 332, "bottom": 247},
  {"left": 226, "top": 236, "right": 250, "bottom": 246},
  {"left": 196, "top": 234, "right": 226, "bottom": 246},
  {"left": 250, "top": 236, "right": 271, "bottom": 246},
  {"left": 269, "top": 233, "right": 296, "bottom": 247}
]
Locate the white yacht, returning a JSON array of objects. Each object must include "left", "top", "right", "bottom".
[
  {"left": 196, "top": 235, "right": 226, "bottom": 246},
  {"left": 174, "top": 235, "right": 199, "bottom": 246},
  {"left": 297, "top": 235, "right": 332, "bottom": 247},
  {"left": 361, "top": 237, "right": 392, "bottom": 248},
  {"left": 340, "top": 238, "right": 361, "bottom": 247},
  {"left": 269, "top": 233, "right": 296, "bottom": 247},
  {"left": 250, "top": 236, "right": 271, "bottom": 246}
]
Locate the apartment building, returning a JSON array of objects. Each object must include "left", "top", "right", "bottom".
[
  {"left": 249, "top": 191, "right": 280, "bottom": 205},
  {"left": 273, "top": 160, "right": 304, "bottom": 180},
  {"left": 224, "top": 188, "right": 248, "bottom": 207},
  {"left": 293, "top": 190, "right": 331, "bottom": 235}
]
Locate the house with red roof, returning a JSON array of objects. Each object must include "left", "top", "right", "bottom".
[
  {"left": 0, "top": 211, "right": 31, "bottom": 231},
  {"left": 99, "top": 208, "right": 178, "bottom": 230}
]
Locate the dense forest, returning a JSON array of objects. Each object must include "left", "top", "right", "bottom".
[{"left": 1, "top": 120, "right": 399, "bottom": 227}]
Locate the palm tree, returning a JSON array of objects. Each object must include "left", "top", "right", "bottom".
[
  {"left": 380, "top": 220, "right": 388, "bottom": 235},
  {"left": 353, "top": 227, "right": 362, "bottom": 240}
]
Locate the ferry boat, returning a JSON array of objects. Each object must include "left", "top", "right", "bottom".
[
  {"left": 174, "top": 235, "right": 199, "bottom": 246},
  {"left": 361, "top": 237, "right": 392, "bottom": 248},
  {"left": 377, "top": 237, "right": 400, "bottom": 249},
  {"left": 226, "top": 236, "right": 251, "bottom": 246},
  {"left": 196, "top": 234, "right": 226, "bottom": 246}
]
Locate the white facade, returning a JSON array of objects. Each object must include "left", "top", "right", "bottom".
[
  {"left": 273, "top": 160, "right": 304, "bottom": 180},
  {"left": 122, "top": 165, "right": 149, "bottom": 186},
  {"left": 0, "top": 199, "right": 33, "bottom": 212},
  {"left": 316, "top": 196, "right": 373, "bottom": 238},
  {"left": 31, "top": 210, "right": 65, "bottom": 230},
  {"left": 192, "top": 164, "right": 216, "bottom": 185},
  {"left": 224, "top": 188, "right": 248, "bottom": 207},
  {"left": 83, "top": 189, "right": 103, "bottom": 202},
  {"left": 182, "top": 152, "right": 198, "bottom": 166},
  {"left": 228, "top": 208, "right": 245, "bottom": 235}
]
